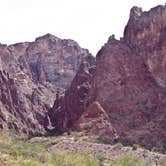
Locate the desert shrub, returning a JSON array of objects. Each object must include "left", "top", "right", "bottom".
[
  {"left": 6, "top": 156, "right": 41, "bottom": 166},
  {"left": 0, "top": 130, "right": 100, "bottom": 166},
  {"left": 151, "top": 146, "right": 165, "bottom": 154},
  {"left": 151, "top": 147, "right": 159, "bottom": 153},
  {"left": 0, "top": 148, "right": 100, "bottom": 166},
  {"left": 111, "top": 153, "right": 147, "bottom": 166},
  {"left": 51, "top": 150, "right": 100, "bottom": 166},
  {"left": 96, "top": 152, "right": 106, "bottom": 164},
  {"left": 62, "top": 132, "right": 70, "bottom": 136},
  {"left": 0, "top": 130, "right": 14, "bottom": 146},
  {"left": 113, "top": 143, "right": 123, "bottom": 149},
  {"left": 70, "top": 131, "right": 86, "bottom": 138},
  {"left": 159, "top": 158, "right": 166, "bottom": 166},
  {"left": 158, "top": 147, "right": 165, "bottom": 154},
  {"left": 132, "top": 144, "right": 141, "bottom": 150}
]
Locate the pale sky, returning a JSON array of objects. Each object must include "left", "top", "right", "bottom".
[{"left": 0, "top": 0, "right": 165, "bottom": 55}]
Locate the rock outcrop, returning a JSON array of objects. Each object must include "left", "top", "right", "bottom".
[
  {"left": 0, "top": 70, "right": 47, "bottom": 134},
  {"left": 47, "top": 57, "right": 95, "bottom": 133},
  {"left": 52, "top": 5, "right": 166, "bottom": 149},
  {"left": 0, "top": 34, "right": 93, "bottom": 134},
  {"left": 0, "top": 4, "right": 166, "bottom": 149},
  {"left": 7, "top": 34, "right": 92, "bottom": 91},
  {"left": 86, "top": 5, "right": 166, "bottom": 148},
  {"left": 75, "top": 101, "right": 119, "bottom": 142}
]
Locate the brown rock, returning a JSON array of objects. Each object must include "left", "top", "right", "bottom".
[
  {"left": 0, "top": 34, "right": 93, "bottom": 135},
  {"left": 9, "top": 33, "right": 92, "bottom": 91},
  {"left": 47, "top": 58, "right": 95, "bottom": 133},
  {"left": 53, "top": 5, "right": 166, "bottom": 148},
  {"left": 87, "top": 5, "right": 166, "bottom": 148},
  {"left": 75, "top": 101, "right": 118, "bottom": 142}
]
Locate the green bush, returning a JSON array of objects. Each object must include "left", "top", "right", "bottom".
[
  {"left": 111, "top": 153, "right": 147, "bottom": 166},
  {"left": 96, "top": 152, "right": 106, "bottom": 165},
  {"left": 159, "top": 158, "right": 166, "bottom": 166},
  {"left": 0, "top": 147, "right": 100, "bottom": 166},
  {"left": 113, "top": 143, "right": 123, "bottom": 149},
  {"left": 152, "top": 146, "right": 165, "bottom": 154},
  {"left": 132, "top": 144, "right": 141, "bottom": 150},
  {"left": 0, "top": 130, "right": 100, "bottom": 166},
  {"left": 52, "top": 150, "right": 100, "bottom": 166}
]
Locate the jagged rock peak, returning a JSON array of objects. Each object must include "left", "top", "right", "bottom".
[
  {"left": 35, "top": 33, "right": 60, "bottom": 42},
  {"left": 128, "top": 4, "right": 166, "bottom": 21},
  {"left": 107, "top": 35, "right": 116, "bottom": 44},
  {"left": 82, "top": 4, "right": 166, "bottom": 148},
  {"left": 35, "top": 33, "right": 85, "bottom": 50},
  {"left": 8, "top": 42, "right": 31, "bottom": 48},
  {"left": 123, "top": 3, "right": 166, "bottom": 51},
  {"left": 129, "top": 6, "right": 143, "bottom": 20}
]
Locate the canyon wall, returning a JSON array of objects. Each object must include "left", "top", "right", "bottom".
[{"left": 0, "top": 34, "right": 93, "bottom": 134}]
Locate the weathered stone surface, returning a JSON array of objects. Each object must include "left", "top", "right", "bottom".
[
  {"left": 0, "top": 70, "right": 45, "bottom": 135},
  {"left": 52, "top": 5, "right": 166, "bottom": 148},
  {"left": 0, "top": 34, "right": 92, "bottom": 134},
  {"left": 75, "top": 101, "right": 118, "bottom": 142},
  {"left": 8, "top": 34, "right": 92, "bottom": 91},
  {"left": 86, "top": 5, "right": 166, "bottom": 148},
  {"left": 1, "top": 4, "right": 166, "bottom": 149},
  {"left": 46, "top": 57, "right": 95, "bottom": 133}
]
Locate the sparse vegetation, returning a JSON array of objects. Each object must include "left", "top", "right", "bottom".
[
  {"left": 159, "top": 158, "right": 166, "bottom": 166},
  {"left": 151, "top": 146, "right": 166, "bottom": 154},
  {"left": 113, "top": 142, "right": 124, "bottom": 149},
  {"left": 96, "top": 152, "right": 106, "bottom": 165},
  {"left": 0, "top": 130, "right": 165, "bottom": 166},
  {"left": 0, "top": 130, "right": 100, "bottom": 166},
  {"left": 132, "top": 144, "right": 141, "bottom": 150},
  {"left": 111, "top": 153, "right": 147, "bottom": 166}
]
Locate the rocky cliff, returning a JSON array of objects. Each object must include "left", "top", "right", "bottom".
[
  {"left": 86, "top": 5, "right": 166, "bottom": 148},
  {"left": 46, "top": 57, "right": 95, "bottom": 133},
  {"left": 0, "top": 4, "right": 166, "bottom": 149},
  {"left": 53, "top": 5, "right": 166, "bottom": 149},
  {"left": 0, "top": 34, "right": 93, "bottom": 134}
]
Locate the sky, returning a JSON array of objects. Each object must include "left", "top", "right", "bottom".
[{"left": 0, "top": 0, "right": 165, "bottom": 55}]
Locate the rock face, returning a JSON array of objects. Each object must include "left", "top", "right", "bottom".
[
  {"left": 47, "top": 57, "right": 95, "bottom": 133},
  {"left": 86, "top": 5, "right": 166, "bottom": 148},
  {"left": 7, "top": 34, "right": 92, "bottom": 91},
  {"left": 52, "top": 5, "right": 166, "bottom": 149},
  {"left": 0, "top": 34, "right": 93, "bottom": 134},
  {"left": 0, "top": 4, "right": 166, "bottom": 149},
  {"left": 0, "top": 70, "right": 47, "bottom": 134},
  {"left": 75, "top": 101, "right": 118, "bottom": 142}
]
